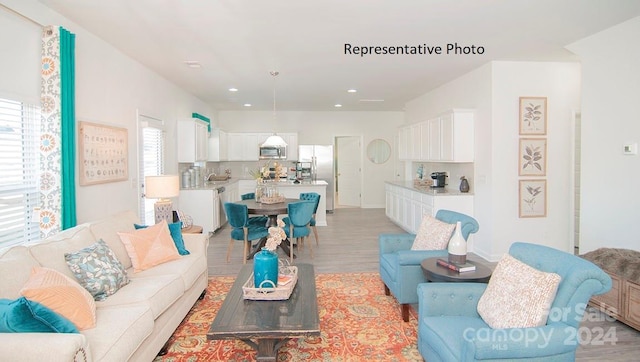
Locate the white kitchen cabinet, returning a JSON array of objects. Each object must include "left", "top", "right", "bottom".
[
  {"left": 208, "top": 128, "right": 228, "bottom": 162},
  {"left": 178, "top": 119, "right": 209, "bottom": 162},
  {"left": 385, "top": 182, "right": 474, "bottom": 234},
  {"left": 396, "top": 109, "right": 474, "bottom": 163},
  {"left": 419, "top": 122, "right": 430, "bottom": 160},
  {"left": 428, "top": 117, "right": 442, "bottom": 160},
  {"left": 178, "top": 188, "right": 219, "bottom": 234},
  {"left": 410, "top": 123, "right": 421, "bottom": 160},
  {"left": 227, "top": 133, "right": 259, "bottom": 161},
  {"left": 282, "top": 133, "right": 298, "bottom": 161},
  {"left": 429, "top": 110, "right": 474, "bottom": 162},
  {"left": 398, "top": 126, "right": 410, "bottom": 160}
]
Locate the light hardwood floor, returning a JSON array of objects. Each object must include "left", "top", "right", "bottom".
[{"left": 204, "top": 208, "right": 640, "bottom": 360}]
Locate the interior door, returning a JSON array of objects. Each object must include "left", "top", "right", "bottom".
[{"left": 336, "top": 136, "right": 362, "bottom": 207}]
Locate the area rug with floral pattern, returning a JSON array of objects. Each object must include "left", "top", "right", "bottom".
[{"left": 154, "top": 272, "right": 421, "bottom": 361}]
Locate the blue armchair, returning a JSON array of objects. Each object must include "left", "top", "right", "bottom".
[
  {"left": 379, "top": 209, "right": 479, "bottom": 321},
  {"left": 416, "top": 242, "right": 612, "bottom": 362}
]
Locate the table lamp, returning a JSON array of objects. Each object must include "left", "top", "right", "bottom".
[{"left": 145, "top": 175, "right": 180, "bottom": 224}]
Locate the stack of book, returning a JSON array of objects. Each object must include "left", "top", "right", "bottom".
[{"left": 436, "top": 258, "right": 477, "bottom": 273}]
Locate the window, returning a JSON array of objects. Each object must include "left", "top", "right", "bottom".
[
  {"left": 0, "top": 98, "right": 41, "bottom": 247},
  {"left": 138, "top": 115, "right": 165, "bottom": 225}
]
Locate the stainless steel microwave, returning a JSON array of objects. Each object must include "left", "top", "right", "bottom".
[{"left": 259, "top": 145, "right": 287, "bottom": 160}]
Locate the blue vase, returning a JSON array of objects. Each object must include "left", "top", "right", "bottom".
[{"left": 254, "top": 249, "right": 278, "bottom": 288}]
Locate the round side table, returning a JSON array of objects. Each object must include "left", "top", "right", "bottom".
[
  {"left": 181, "top": 225, "right": 203, "bottom": 234},
  {"left": 421, "top": 257, "right": 492, "bottom": 283}
]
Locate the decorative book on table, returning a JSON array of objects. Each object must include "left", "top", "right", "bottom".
[{"left": 436, "top": 258, "right": 477, "bottom": 273}]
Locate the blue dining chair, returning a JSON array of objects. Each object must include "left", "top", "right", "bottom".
[
  {"left": 283, "top": 192, "right": 321, "bottom": 245},
  {"left": 223, "top": 202, "right": 269, "bottom": 264},
  {"left": 241, "top": 192, "right": 255, "bottom": 200},
  {"left": 241, "top": 192, "right": 269, "bottom": 226},
  {"left": 283, "top": 200, "right": 316, "bottom": 263}
]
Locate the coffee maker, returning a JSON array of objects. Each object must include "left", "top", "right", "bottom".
[{"left": 430, "top": 172, "right": 447, "bottom": 188}]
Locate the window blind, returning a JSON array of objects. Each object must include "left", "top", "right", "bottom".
[
  {"left": 0, "top": 98, "right": 40, "bottom": 247},
  {"left": 139, "top": 122, "right": 165, "bottom": 225}
]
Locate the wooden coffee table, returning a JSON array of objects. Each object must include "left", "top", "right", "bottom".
[
  {"left": 207, "top": 263, "right": 320, "bottom": 361},
  {"left": 421, "top": 257, "right": 492, "bottom": 283}
]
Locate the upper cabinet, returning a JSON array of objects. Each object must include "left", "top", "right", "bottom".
[
  {"left": 207, "top": 128, "right": 228, "bottom": 162},
  {"left": 207, "top": 132, "right": 299, "bottom": 162},
  {"left": 228, "top": 132, "right": 259, "bottom": 161},
  {"left": 178, "top": 119, "right": 209, "bottom": 162},
  {"left": 398, "top": 109, "right": 474, "bottom": 163},
  {"left": 282, "top": 133, "right": 298, "bottom": 161}
]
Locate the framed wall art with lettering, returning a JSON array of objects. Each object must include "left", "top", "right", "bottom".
[{"left": 78, "top": 121, "right": 128, "bottom": 185}]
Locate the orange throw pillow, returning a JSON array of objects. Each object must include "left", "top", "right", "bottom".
[
  {"left": 20, "top": 267, "right": 97, "bottom": 330},
  {"left": 118, "top": 220, "right": 180, "bottom": 272}
]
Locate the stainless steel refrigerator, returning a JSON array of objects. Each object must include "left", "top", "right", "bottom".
[{"left": 298, "top": 145, "right": 334, "bottom": 212}]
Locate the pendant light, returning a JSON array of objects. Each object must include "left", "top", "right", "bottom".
[{"left": 261, "top": 71, "right": 288, "bottom": 147}]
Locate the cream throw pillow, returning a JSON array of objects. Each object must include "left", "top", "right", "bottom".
[
  {"left": 20, "top": 267, "right": 97, "bottom": 330},
  {"left": 118, "top": 220, "right": 180, "bottom": 272},
  {"left": 477, "top": 254, "right": 561, "bottom": 329},
  {"left": 411, "top": 215, "right": 456, "bottom": 250}
]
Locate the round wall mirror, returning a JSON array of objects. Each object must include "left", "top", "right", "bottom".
[{"left": 367, "top": 139, "right": 391, "bottom": 164}]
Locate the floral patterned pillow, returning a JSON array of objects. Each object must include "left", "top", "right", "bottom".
[
  {"left": 64, "top": 239, "right": 130, "bottom": 301},
  {"left": 411, "top": 215, "right": 456, "bottom": 250}
]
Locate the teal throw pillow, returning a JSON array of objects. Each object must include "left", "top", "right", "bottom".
[
  {"left": 134, "top": 222, "right": 190, "bottom": 255},
  {"left": 0, "top": 297, "right": 79, "bottom": 333},
  {"left": 65, "top": 239, "right": 130, "bottom": 301}
]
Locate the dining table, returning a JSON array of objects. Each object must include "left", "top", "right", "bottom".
[{"left": 237, "top": 198, "right": 299, "bottom": 259}]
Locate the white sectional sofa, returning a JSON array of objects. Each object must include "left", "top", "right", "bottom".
[{"left": 0, "top": 210, "right": 209, "bottom": 362}]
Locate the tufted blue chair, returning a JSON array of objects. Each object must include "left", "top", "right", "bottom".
[
  {"left": 379, "top": 209, "right": 479, "bottom": 321},
  {"left": 223, "top": 202, "right": 269, "bottom": 264},
  {"left": 283, "top": 200, "right": 316, "bottom": 263},
  {"left": 241, "top": 192, "right": 269, "bottom": 226},
  {"left": 283, "top": 192, "right": 321, "bottom": 245},
  {"left": 416, "top": 242, "right": 612, "bottom": 361}
]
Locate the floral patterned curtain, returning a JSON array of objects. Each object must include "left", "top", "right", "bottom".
[{"left": 40, "top": 25, "right": 76, "bottom": 238}]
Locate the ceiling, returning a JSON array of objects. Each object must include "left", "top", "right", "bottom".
[{"left": 38, "top": 0, "right": 640, "bottom": 111}]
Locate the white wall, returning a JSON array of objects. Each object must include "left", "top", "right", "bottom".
[
  {"left": 218, "top": 110, "right": 404, "bottom": 208},
  {"left": 1, "top": 0, "right": 215, "bottom": 223},
  {"left": 566, "top": 16, "right": 640, "bottom": 253},
  {"left": 404, "top": 61, "right": 580, "bottom": 260}
]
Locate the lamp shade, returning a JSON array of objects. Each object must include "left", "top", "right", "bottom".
[
  {"left": 261, "top": 134, "right": 287, "bottom": 147},
  {"left": 145, "top": 175, "right": 179, "bottom": 199}
]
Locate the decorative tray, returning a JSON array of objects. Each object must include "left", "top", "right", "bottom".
[
  {"left": 242, "top": 266, "right": 298, "bottom": 300},
  {"left": 260, "top": 195, "right": 286, "bottom": 204}
]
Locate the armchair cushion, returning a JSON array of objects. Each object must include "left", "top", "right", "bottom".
[
  {"left": 477, "top": 254, "right": 561, "bottom": 329},
  {"left": 411, "top": 214, "right": 456, "bottom": 250}
]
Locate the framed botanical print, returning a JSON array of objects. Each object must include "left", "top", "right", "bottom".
[
  {"left": 519, "top": 138, "right": 547, "bottom": 176},
  {"left": 519, "top": 96, "right": 547, "bottom": 135},
  {"left": 519, "top": 179, "right": 547, "bottom": 218}
]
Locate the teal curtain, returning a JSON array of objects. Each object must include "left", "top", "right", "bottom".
[{"left": 60, "top": 27, "right": 76, "bottom": 229}]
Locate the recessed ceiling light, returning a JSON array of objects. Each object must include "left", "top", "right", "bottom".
[
  {"left": 183, "top": 60, "right": 201, "bottom": 68},
  {"left": 347, "top": 89, "right": 357, "bottom": 93},
  {"left": 334, "top": 104, "right": 343, "bottom": 108},
  {"left": 243, "top": 103, "right": 252, "bottom": 107},
  {"left": 228, "top": 88, "right": 238, "bottom": 92}
]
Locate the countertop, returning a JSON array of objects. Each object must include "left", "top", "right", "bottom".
[
  {"left": 386, "top": 180, "right": 474, "bottom": 196},
  {"left": 180, "top": 178, "right": 328, "bottom": 191}
]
